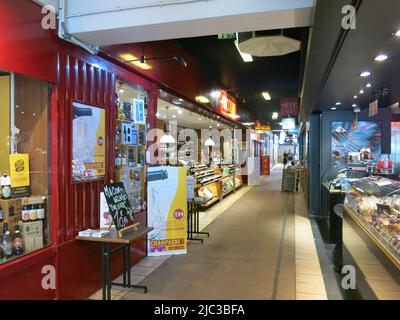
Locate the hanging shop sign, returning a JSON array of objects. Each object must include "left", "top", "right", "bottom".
[
  {"left": 282, "top": 118, "right": 296, "bottom": 130},
  {"left": 132, "top": 98, "right": 146, "bottom": 125},
  {"left": 280, "top": 97, "right": 299, "bottom": 116},
  {"left": 219, "top": 91, "right": 238, "bottom": 120},
  {"left": 147, "top": 167, "right": 187, "bottom": 256},
  {"left": 72, "top": 101, "right": 106, "bottom": 182},
  {"left": 103, "top": 182, "right": 138, "bottom": 235},
  {"left": 255, "top": 125, "right": 271, "bottom": 132},
  {"left": 9, "top": 153, "right": 30, "bottom": 197},
  {"left": 369, "top": 99, "right": 378, "bottom": 117}
]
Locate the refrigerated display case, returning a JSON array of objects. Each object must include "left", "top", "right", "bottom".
[{"left": 344, "top": 176, "right": 400, "bottom": 268}]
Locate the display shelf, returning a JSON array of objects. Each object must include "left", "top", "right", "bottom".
[
  {"left": 200, "top": 197, "right": 220, "bottom": 207},
  {"left": 344, "top": 205, "right": 400, "bottom": 269}
]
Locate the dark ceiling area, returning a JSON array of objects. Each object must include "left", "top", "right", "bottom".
[
  {"left": 175, "top": 27, "right": 310, "bottom": 124},
  {"left": 301, "top": 0, "right": 400, "bottom": 118}
]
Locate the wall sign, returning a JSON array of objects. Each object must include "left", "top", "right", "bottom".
[
  {"left": 369, "top": 99, "right": 378, "bottom": 117},
  {"left": 72, "top": 102, "right": 106, "bottom": 182},
  {"left": 103, "top": 182, "right": 137, "bottom": 231},
  {"left": 132, "top": 98, "right": 146, "bottom": 125},
  {"left": 9, "top": 153, "right": 30, "bottom": 197},
  {"left": 282, "top": 118, "right": 296, "bottom": 130},
  {"left": 219, "top": 91, "right": 238, "bottom": 120},
  {"left": 280, "top": 98, "right": 299, "bottom": 116}
]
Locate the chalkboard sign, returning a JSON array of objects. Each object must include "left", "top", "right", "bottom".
[{"left": 103, "top": 183, "right": 137, "bottom": 231}]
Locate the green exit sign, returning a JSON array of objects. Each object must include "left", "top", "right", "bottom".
[{"left": 218, "top": 33, "right": 236, "bottom": 40}]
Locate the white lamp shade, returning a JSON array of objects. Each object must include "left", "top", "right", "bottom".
[
  {"left": 205, "top": 137, "right": 215, "bottom": 146},
  {"left": 160, "top": 133, "right": 175, "bottom": 144}
]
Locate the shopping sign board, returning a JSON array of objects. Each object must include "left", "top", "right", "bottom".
[
  {"left": 147, "top": 167, "right": 188, "bottom": 256},
  {"left": 219, "top": 91, "right": 238, "bottom": 120},
  {"left": 103, "top": 182, "right": 137, "bottom": 231},
  {"left": 369, "top": 99, "right": 378, "bottom": 117},
  {"left": 280, "top": 97, "right": 299, "bottom": 116}
]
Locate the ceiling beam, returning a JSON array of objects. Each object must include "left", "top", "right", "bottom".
[{"left": 61, "top": 0, "right": 315, "bottom": 46}]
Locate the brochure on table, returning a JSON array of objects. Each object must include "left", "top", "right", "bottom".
[{"left": 147, "top": 167, "right": 188, "bottom": 256}]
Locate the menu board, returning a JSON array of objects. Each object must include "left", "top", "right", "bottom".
[{"left": 103, "top": 183, "right": 136, "bottom": 231}]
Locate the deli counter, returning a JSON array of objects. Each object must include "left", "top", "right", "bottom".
[{"left": 344, "top": 176, "right": 400, "bottom": 269}]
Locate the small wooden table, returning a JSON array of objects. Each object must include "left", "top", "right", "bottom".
[
  {"left": 187, "top": 200, "right": 210, "bottom": 244},
  {"left": 76, "top": 227, "right": 153, "bottom": 300}
]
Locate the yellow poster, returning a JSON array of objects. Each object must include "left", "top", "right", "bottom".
[
  {"left": 72, "top": 102, "right": 106, "bottom": 182},
  {"left": 9, "top": 153, "right": 30, "bottom": 197},
  {"left": 147, "top": 167, "right": 188, "bottom": 256}
]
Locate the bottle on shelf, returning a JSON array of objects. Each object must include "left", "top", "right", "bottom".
[
  {"left": 29, "top": 204, "right": 38, "bottom": 221},
  {"left": 122, "top": 154, "right": 127, "bottom": 166},
  {"left": 0, "top": 206, "right": 3, "bottom": 223},
  {"left": 22, "top": 205, "right": 30, "bottom": 222},
  {"left": 0, "top": 173, "right": 11, "bottom": 200},
  {"left": 115, "top": 150, "right": 122, "bottom": 167},
  {"left": 2, "top": 222, "right": 13, "bottom": 258},
  {"left": 12, "top": 225, "right": 24, "bottom": 255},
  {"left": 37, "top": 203, "right": 45, "bottom": 220}
]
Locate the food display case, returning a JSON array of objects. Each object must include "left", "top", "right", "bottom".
[{"left": 344, "top": 176, "right": 400, "bottom": 268}]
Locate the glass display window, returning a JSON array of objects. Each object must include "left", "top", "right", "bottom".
[
  {"left": 115, "top": 79, "right": 148, "bottom": 213},
  {"left": 0, "top": 71, "right": 52, "bottom": 264}
]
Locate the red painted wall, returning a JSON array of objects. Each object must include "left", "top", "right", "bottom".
[{"left": 0, "top": 0, "right": 235, "bottom": 300}]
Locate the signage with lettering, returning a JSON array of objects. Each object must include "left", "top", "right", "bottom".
[
  {"left": 280, "top": 98, "right": 299, "bottom": 116},
  {"left": 369, "top": 99, "right": 378, "bottom": 117},
  {"left": 103, "top": 183, "right": 137, "bottom": 231},
  {"left": 219, "top": 91, "right": 238, "bottom": 120},
  {"left": 255, "top": 125, "right": 271, "bottom": 132},
  {"left": 218, "top": 33, "right": 236, "bottom": 40}
]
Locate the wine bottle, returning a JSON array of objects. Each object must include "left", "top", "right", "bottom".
[
  {"left": 2, "top": 222, "right": 13, "bottom": 258},
  {"left": 12, "top": 225, "right": 24, "bottom": 255}
]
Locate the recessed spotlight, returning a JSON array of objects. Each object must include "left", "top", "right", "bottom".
[
  {"left": 366, "top": 83, "right": 372, "bottom": 88},
  {"left": 360, "top": 71, "right": 371, "bottom": 77},
  {"left": 359, "top": 89, "right": 365, "bottom": 94},
  {"left": 262, "top": 92, "right": 272, "bottom": 101},
  {"left": 172, "top": 115, "right": 176, "bottom": 118},
  {"left": 354, "top": 95, "right": 358, "bottom": 99},
  {"left": 335, "top": 102, "right": 342, "bottom": 106},
  {"left": 352, "top": 104, "right": 357, "bottom": 107},
  {"left": 375, "top": 54, "right": 388, "bottom": 62},
  {"left": 331, "top": 107, "right": 337, "bottom": 111},
  {"left": 178, "top": 109, "right": 183, "bottom": 114},
  {"left": 198, "top": 118, "right": 202, "bottom": 121},
  {"left": 196, "top": 96, "right": 210, "bottom": 104},
  {"left": 395, "top": 30, "right": 400, "bottom": 37}
]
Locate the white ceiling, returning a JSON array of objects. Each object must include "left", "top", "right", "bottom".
[{"left": 42, "top": 0, "right": 315, "bottom": 46}]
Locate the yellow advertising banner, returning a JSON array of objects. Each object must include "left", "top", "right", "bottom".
[
  {"left": 148, "top": 167, "right": 188, "bottom": 256},
  {"left": 9, "top": 153, "right": 30, "bottom": 197}
]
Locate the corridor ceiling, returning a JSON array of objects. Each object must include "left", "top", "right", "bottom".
[{"left": 175, "top": 28, "right": 310, "bottom": 124}]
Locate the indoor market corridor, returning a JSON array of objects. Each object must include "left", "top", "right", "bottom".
[{"left": 91, "top": 166, "right": 327, "bottom": 300}]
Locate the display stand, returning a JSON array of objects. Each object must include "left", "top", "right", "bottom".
[
  {"left": 76, "top": 227, "right": 153, "bottom": 300},
  {"left": 187, "top": 200, "right": 210, "bottom": 244}
]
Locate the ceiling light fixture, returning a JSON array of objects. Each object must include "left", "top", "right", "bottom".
[
  {"left": 359, "top": 89, "right": 365, "bottom": 94},
  {"left": 272, "top": 112, "right": 279, "bottom": 120},
  {"left": 234, "top": 38, "right": 253, "bottom": 63},
  {"left": 262, "top": 92, "right": 272, "bottom": 101},
  {"left": 395, "top": 30, "right": 400, "bottom": 37},
  {"left": 331, "top": 107, "right": 337, "bottom": 110},
  {"left": 366, "top": 83, "right": 372, "bottom": 88},
  {"left": 124, "top": 55, "right": 187, "bottom": 68},
  {"left": 352, "top": 104, "right": 357, "bottom": 107},
  {"left": 205, "top": 137, "right": 215, "bottom": 146},
  {"left": 354, "top": 95, "right": 358, "bottom": 99},
  {"left": 196, "top": 96, "right": 210, "bottom": 104},
  {"left": 375, "top": 54, "right": 388, "bottom": 62},
  {"left": 360, "top": 71, "right": 372, "bottom": 77},
  {"left": 211, "top": 90, "right": 221, "bottom": 99},
  {"left": 335, "top": 102, "right": 342, "bottom": 106}
]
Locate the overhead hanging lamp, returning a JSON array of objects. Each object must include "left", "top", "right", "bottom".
[{"left": 160, "top": 106, "right": 176, "bottom": 144}]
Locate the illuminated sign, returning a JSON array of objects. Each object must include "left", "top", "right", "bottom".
[
  {"left": 255, "top": 125, "right": 271, "bottom": 132},
  {"left": 282, "top": 118, "right": 296, "bottom": 130},
  {"left": 219, "top": 91, "right": 238, "bottom": 120},
  {"left": 280, "top": 97, "right": 299, "bottom": 116}
]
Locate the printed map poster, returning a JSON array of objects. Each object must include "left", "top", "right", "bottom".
[
  {"left": 147, "top": 167, "right": 187, "bottom": 256},
  {"left": 331, "top": 121, "right": 381, "bottom": 167},
  {"left": 72, "top": 102, "right": 106, "bottom": 182}
]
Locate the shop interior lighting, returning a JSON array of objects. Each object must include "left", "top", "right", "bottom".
[
  {"left": 360, "top": 71, "right": 372, "bottom": 77},
  {"left": 366, "top": 83, "right": 372, "bottom": 88},
  {"left": 335, "top": 102, "right": 342, "bottom": 106},
  {"left": 352, "top": 104, "right": 357, "bottom": 107},
  {"left": 354, "top": 95, "right": 358, "bottom": 99},
  {"left": 331, "top": 107, "right": 337, "bottom": 110},
  {"left": 374, "top": 54, "right": 388, "bottom": 62},
  {"left": 272, "top": 112, "right": 279, "bottom": 120},
  {"left": 359, "top": 89, "right": 365, "bottom": 94},
  {"left": 211, "top": 90, "right": 221, "bottom": 99},
  {"left": 395, "top": 30, "right": 400, "bottom": 37},
  {"left": 160, "top": 106, "right": 176, "bottom": 144},
  {"left": 234, "top": 39, "right": 253, "bottom": 63},
  {"left": 178, "top": 108, "right": 183, "bottom": 114},
  {"left": 196, "top": 96, "right": 210, "bottom": 104},
  {"left": 262, "top": 92, "right": 272, "bottom": 101}
]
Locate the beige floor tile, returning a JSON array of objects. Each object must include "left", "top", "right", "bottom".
[{"left": 296, "top": 292, "right": 328, "bottom": 300}]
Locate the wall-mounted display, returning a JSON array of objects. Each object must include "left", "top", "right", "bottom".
[
  {"left": 72, "top": 102, "right": 106, "bottom": 182},
  {"left": 331, "top": 121, "right": 381, "bottom": 167}
]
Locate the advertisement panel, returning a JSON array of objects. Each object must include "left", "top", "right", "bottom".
[
  {"left": 280, "top": 97, "right": 299, "bottom": 116},
  {"left": 72, "top": 102, "right": 106, "bottom": 182},
  {"left": 147, "top": 167, "right": 188, "bottom": 256}
]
